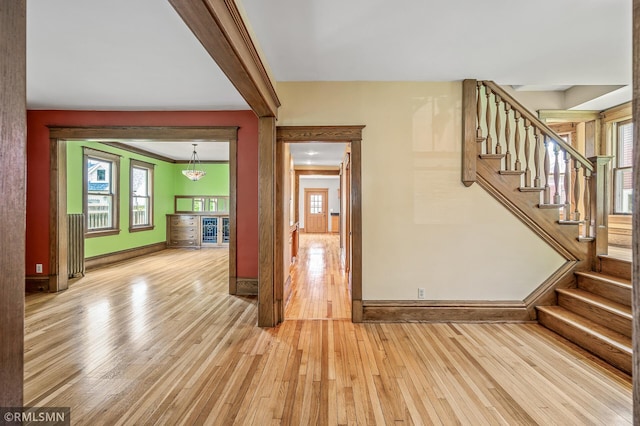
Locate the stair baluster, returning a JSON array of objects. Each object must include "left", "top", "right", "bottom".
[
  {"left": 514, "top": 111, "right": 522, "bottom": 172},
  {"left": 573, "top": 161, "right": 581, "bottom": 222},
  {"left": 563, "top": 154, "right": 571, "bottom": 220},
  {"left": 534, "top": 128, "right": 541, "bottom": 188},
  {"left": 544, "top": 136, "right": 551, "bottom": 204},
  {"left": 476, "top": 81, "right": 483, "bottom": 139},
  {"left": 504, "top": 104, "right": 512, "bottom": 171},
  {"left": 524, "top": 119, "right": 531, "bottom": 187},
  {"left": 494, "top": 95, "right": 502, "bottom": 154},
  {"left": 553, "top": 143, "right": 561, "bottom": 205},
  {"left": 485, "top": 86, "right": 493, "bottom": 155},
  {"left": 583, "top": 169, "right": 592, "bottom": 238}
]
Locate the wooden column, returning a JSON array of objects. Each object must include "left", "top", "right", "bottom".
[
  {"left": 589, "top": 156, "right": 613, "bottom": 259},
  {"left": 632, "top": 0, "right": 639, "bottom": 421},
  {"left": 462, "top": 79, "right": 477, "bottom": 186},
  {"left": 258, "top": 117, "right": 277, "bottom": 327},
  {"left": 350, "top": 139, "right": 363, "bottom": 322},
  {"left": 228, "top": 137, "right": 238, "bottom": 294},
  {"left": 0, "top": 0, "right": 26, "bottom": 407}
]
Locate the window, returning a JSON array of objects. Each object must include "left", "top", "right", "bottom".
[
  {"left": 84, "top": 148, "right": 120, "bottom": 237},
  {"left": 614, "top": 120, "right": 633, "bottom": 214},
  {"left": 130, "top": 160, "right": 155, "bottom": 231}
]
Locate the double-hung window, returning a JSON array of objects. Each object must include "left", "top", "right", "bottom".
[
  {"left": 84, "top": 148, "right": 120, "bottom": 236},
  {"left": 614, "top": 120, "right": 633, "bottom": 214},
  {"left": 130, "top": 160, "right": 154, "bottom": 231}
]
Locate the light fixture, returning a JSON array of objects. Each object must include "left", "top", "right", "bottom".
[{"left": 182, "top": 144, "right": 206, "bottom": 181}]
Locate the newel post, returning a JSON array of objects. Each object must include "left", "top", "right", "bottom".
[
  {"left": 588, "top": 156, "right": 613, "bottom": 259},
  {"left": 462, "top": 79, "right": 478, "bottom": 187}
]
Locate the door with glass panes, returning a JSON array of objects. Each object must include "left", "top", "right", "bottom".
[{"left": 201, "top": 216, "right": 230, "bottom": 246}]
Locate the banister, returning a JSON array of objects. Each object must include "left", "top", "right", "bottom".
[{"left": 481, "top": 81, "right": 593, "bottom": 172}]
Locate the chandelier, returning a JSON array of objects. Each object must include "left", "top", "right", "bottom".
[{"left": 182, "top": 144, "right": 206, "bottom": 181}]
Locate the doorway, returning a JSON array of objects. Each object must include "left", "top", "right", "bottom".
[
  {"left": 304, "top": 188, "right": 328, "bottom": 233},
  {"left": 274, "top": 125, "right": 364, "bottom": 323},
  {"left": 48, "top": 126, "right": 240, "bottom": 294}
]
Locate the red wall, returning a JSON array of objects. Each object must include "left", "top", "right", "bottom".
[{"left": 26, "top": 110, "right": 259, "bottom": 278}]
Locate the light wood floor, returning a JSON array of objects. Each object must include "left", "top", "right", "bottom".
[
  {"left": 285, "top": 234, "right": 350, "bottom": 320},
  {"left": 24, "top": 242, "right": 632, "bottom": 424}
]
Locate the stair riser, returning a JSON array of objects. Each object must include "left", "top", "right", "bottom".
[
  {"left": 576, "top": 276, "right": 631, "bottom": 307},
  {"left": 538, "top": 310, "right": 632, "bottom": 375},
  {"left": 558, "top": 293, "right": 631, "bottom": 338},
  {"left": 599, "top": 257, "right": 632, "bottom": 281}
]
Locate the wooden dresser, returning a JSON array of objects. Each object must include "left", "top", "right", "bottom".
[{"left": 166, "top": 214, "right": 200, "bottom": 248}]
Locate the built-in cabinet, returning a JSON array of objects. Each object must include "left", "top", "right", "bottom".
[
  {"left": 166, "top": 195, "right": 230, "bottom": 249},
  {"left": 167, "top": 214, "right": 229, "bottom": 248}
]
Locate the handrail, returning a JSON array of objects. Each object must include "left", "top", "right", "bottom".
[{"left": 482, "top": 81, "right": 593, "bottom": 172}]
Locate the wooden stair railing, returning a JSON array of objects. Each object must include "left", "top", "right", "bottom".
[{"left": 462, "top": 79, "right": 613, "bottom": 314}]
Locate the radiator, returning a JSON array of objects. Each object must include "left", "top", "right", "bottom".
[{"left": 68, "top": 214, "right": 85, "bottom": 278}]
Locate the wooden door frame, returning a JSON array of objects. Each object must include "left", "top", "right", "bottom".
[
  {"left": 275, "top": 126, "right": 365, "bottom": 322},
  {"left": 303, "top": 188, "right": 329, "bottom": 233},
  {"left": 47, "top": 126, "right": 240, "bottom": 294}
]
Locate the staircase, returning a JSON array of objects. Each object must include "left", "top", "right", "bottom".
[
  {"left": 462, "top": 80, "right": 633, "bottom": 374},
  {"left": 537, "top": 255, "right": 632, "bottom": 374}
]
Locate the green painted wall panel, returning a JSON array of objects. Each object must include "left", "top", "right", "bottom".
[{"left": 66, "top": 142, "right": 229, "bottom": 258}]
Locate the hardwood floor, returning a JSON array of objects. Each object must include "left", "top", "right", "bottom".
[
  {"left": 285, "top": 234, "right": 350, "bottom": 320},
  {"left": 24, "top": 247, "right": 632, "bottom": 424}
]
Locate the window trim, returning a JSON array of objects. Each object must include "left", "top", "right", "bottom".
[
  {"left": 129, "top": 159, "right": 155, "bottom": 232},
  {"left": 83, "top": 147, "right": 121, "bottom": 238},
  {"left": 612, "top": 119, "right": 633, "bottom": 215}
]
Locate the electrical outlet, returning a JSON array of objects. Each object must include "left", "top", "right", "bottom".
[
  {"left": 418, "top": 288, "right": 425, "bottom": 300},
  {"left": 36, "top": 264, "right": 43, "bottom": 274}
]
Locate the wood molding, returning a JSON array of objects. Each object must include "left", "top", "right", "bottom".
[
  {"left": 277, "top": 126, "right": 365, "bottom": 142},
  {"left": 275, "top": 125, "right": 364, "bottom": 323},
  {"left": 361, "top": 301, "right": 531, "bottom": 322},
  {"left": 85, "top": 242, "right": 167, "bottom": 270},
  {"left": 48, "top": 126, "right": 238, "bottom": 141},
  {"left": 228, "top": 136, "right": 238, "bottom": 294},
  {"left": 631, "top": 0, "right": 639, "bottom": 416},
  {"left": 169, "top": 0, "right": 279, "bottom": 117},
  {"left": 522, "top": 260, "right": 580, "bottom": 319},
  {"left": 295, "top": 169, "right": 340, "bottom": 223},
  {"left": 462, "top": 79, "right": 477, "bottom": 187},
  {"left": 538, "top": 110, "right": 600, "bottom": 122},
  {"left": 50, "top": 126, "right": 239, "bottom": 301},
  {"left": 236, "top": 278, "right": 258, "bottom": 295},
  {"left": 0, "top": 0, "right": 25, "bottom": 407},
  {"left": 600, "top": 102, "right": 632, "bottom": 122},
  {"left": 101, "top": 142, "right": 176, "bottom": 163},
  {"left": 258, "top": 117, "right": 276, "bottom": 326},
  {"left": 25, "top": 275, "right": 52, "bottom": 293}
]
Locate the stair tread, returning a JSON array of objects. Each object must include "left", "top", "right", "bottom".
[
  {"left": 556, "top": 288, "right": 632, "bottom": 318},
  {"left": 537, "top": 306, "right": 631, "bottom": 353},
  {"left": 575, "top": 271, "right": 631, "bottom": 288}
]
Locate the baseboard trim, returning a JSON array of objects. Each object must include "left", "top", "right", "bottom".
[
  {"left": 236, "top": 278, "right": 258, "bottom": 295},
  {"left": 85, "top": 242, "right": 167, "bottom": 271},
  {"left": 361, "top": 300, "right": 531, "bottom": 322},
  {"left": 25, "top": 275, "right": 51, "bottom": 292}
]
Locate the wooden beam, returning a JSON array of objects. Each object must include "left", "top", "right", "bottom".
[
  {"left": 0, "top": 0, "right": 25, "bottom": 407},
  {"left": 48, "top": 126, "right": 238, "bottom": 141},
  {"left": 632, "top": 0, "right": 639, "bottom": 419},
  {"left": 277, "top": 126, "right": 365, "bottom": 142},
  {"left": 169, "top": 0, "right": 280, "bottom": 117},
  {"left": 228, "top": 136, "right": 238, "bottom": 294},
  {"left": 258, "top": 117, "right": 276, "bottom": 326}
]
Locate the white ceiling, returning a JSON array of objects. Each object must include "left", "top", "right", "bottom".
[
  {"left": 289, "top": 143, "right": 346, "bottom": 166},
  {"left": 242, "top": 0, "right": 631, "bottom": 86},
  {"left": 27, "top": 0, "right": 248, "bottom": 110},
  {"left": 26, "top": 0, "right": 632, "bottom": 115}
]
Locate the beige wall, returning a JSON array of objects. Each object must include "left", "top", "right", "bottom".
[{"left": 277, "top": 81, "right": 565, "bottom": 301}]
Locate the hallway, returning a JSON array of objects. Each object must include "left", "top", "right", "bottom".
[{"left": 285, "top": 233, "right": 351, "bottom": 320}]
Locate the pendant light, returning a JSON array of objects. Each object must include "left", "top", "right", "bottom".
[{"left": 182, "top": 144, "right": 206, "bottom": 181}]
